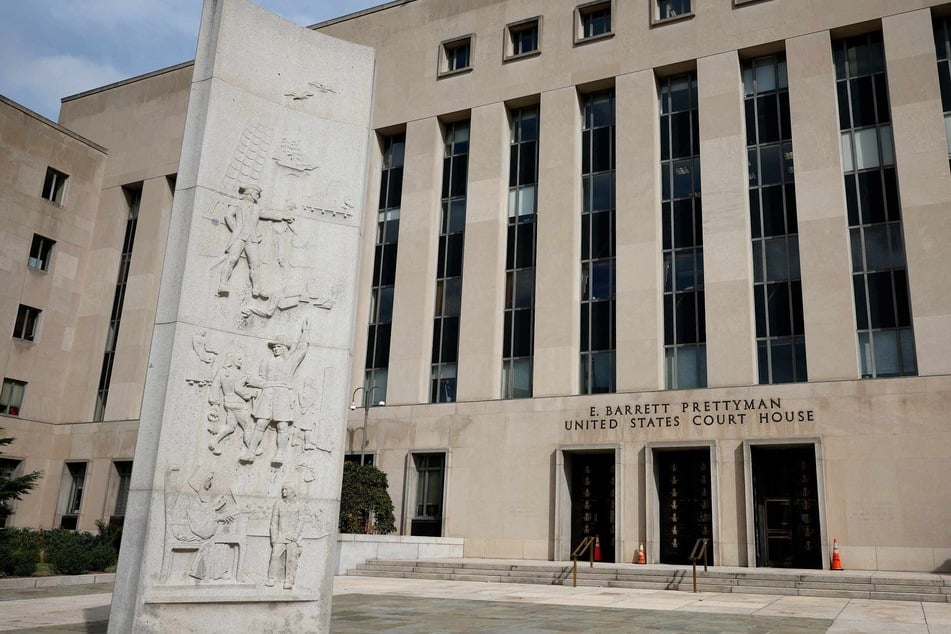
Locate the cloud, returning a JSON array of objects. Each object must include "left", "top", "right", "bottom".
[
  {"left": 56, "top": 0, "right": 199, "bottom": 36},
  {"left": 0, "top": 0, "right": 389, "bottom": 119},
  {"left": 3, "top": 54, "right": 125, "bottom": 121}
]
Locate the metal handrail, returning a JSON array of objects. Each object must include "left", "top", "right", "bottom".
[
  {"left": 570, "top": 536, "right": 596, "bottom": 587},
  {"left": 688, "top": 538, "right": 710, "bottom": 593}
]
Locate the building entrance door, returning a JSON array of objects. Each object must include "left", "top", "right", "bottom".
[
  {"left": 751, "top": 445, "right": 821, "bottom": 569},
  {"left": 568, "top": 452, "right": 615, "bottom": 563},
  {"left": 656, "top": 449, "right": 713, "bottom": 565}
]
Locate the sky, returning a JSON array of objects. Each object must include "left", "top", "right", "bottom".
[{"left": 0, "top": 0, "right": 385, "bottom": 122}]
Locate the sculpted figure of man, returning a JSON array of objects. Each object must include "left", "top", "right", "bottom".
[
  {"left": 241, "top": 319, "right": 310, "bottom": 466},
  {"left": 207, "top": 352, "right": 256, "bottom": 455},
  {"left": 266, "top": 484, "right": 304, "bottom": 589},
  {"left": 217, "top": 184, "right": 296, "bottom": 299}
]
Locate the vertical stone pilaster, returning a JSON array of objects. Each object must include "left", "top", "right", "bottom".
[
  {"left": 616, "top": 70, "right": 664, "bottom": 392},
  {"left": 457, "top": 103, "right": 508, "bottom": 402},
  {"left": 534, "top": 87, "right": 581, "bottom": 397},
  {"left": 786, "top": 31, "right": 859, "bottom": 381},
  {"left": 883, "top": 9, "right": 951, "bottom": 376},
  {"left": 698, "top": 52, "right": 758, "bottom": 388},
  {"left": 348, "top": 138, "right": 383, "bottom": 401},
  {"left": 106, "top": 176, "right": 175, "bottom": 421},
  {"left": 387, "top": 117, "right": 442, "bottom": 405}
]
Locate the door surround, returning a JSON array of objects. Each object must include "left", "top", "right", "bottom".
[{"left": 742, "top": 438, "right": 828, "bottom": 569}]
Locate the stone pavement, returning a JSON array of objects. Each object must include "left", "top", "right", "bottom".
[{"left": 1, "top": 576, "right": 950, "bottom": 632}]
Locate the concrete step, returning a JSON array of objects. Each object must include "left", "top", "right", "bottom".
[{"left": 350, "top": 559, "right": 950, "bottom": 603}]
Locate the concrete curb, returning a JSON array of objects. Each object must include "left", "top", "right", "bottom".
[{"left": 0, "top": 572, "right": 115, "bottom": 590}]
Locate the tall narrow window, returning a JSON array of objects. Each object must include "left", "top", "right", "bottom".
[
  {"left": 580, "top": 91, "right": 616, "bottom": 394},
  {"left": 745, "top": 55, "right": 807, "bottom": 384},
  {"left": 94, "top": 186, "right": 142, "bottom": 421},
  {"left": 411, "top": 453, "right": 445, "bottom": 537},
  {"left": 0, "top": 378, "right": 26, "bottom": 417},
  {"left": 28, "top": 234, "right": 55, "bottom": 271},
  {"left": 835, "top": 33, "right": 917, "bottom": 378},
  {"left": 432, "top": 121, "right": 469, "bottom": 403},
  {"left": 365, "top": 134, "right": 405, "bottom": 400},
  {"left": 933, "top": 17, "right": 951, "bottom": 167},
  {"left": 661, "top": 73, "right": 706, "bottom": 389},
  {"left": 503, "top": 106, "right": 539, "bottom": 399},
  {"left": 113, "top": 460, "right": 133, "bottom": 519},
  {"left": 13, "top": 305, "right": 41, "bottom": 342},
  {"left": 41, "top": 167, "right": 68, "bottom": 205},
  {"left": 59, "top": 462, "right": 87, "bottom": 530}
]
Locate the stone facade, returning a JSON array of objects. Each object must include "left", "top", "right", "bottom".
[{"left": 2, "top": 0, "right": 951, "bottom": 574}]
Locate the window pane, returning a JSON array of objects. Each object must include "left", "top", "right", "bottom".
[
  {"left": 863, "top": 225, "right": 890, "bottom": 271},
  {"left": 764, "top": 238, "right": 789, "bottom": 282},
  {"left": 514, "top": 270, "right": 534, "bottom": 308},
  {"left": 872, "top": 330, "right": 900, "bottom": 376},
  {"left": 854, "top": 127, "right": 880, "bottom": 170},
  {"left": 866, "top": 271, "right": 896, "bottom": 329},
  {"left": 443, "top": 278, "right": 462, "bottom": 316},
  {"left": 841, "top": 133, "right": 854, "bottom": 173},
  {"left": 755, "top": 62, "right": 776, "bottom": 92},
  {"left": 676, "top": 345, "right": 699, "bottom": 389}
]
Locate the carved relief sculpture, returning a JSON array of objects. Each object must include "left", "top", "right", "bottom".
[
  {"left": 266, "top": 484, "right": 304, "bottom": 589},
  {"left": 167, "top": 472, "right": 244, "bottom": 583},
  {"left": 207, "top": 352, "right": 257, "bottom": 455},
  {"left": 296, "top": 377, "right": 320, "bottom": 452},
  {"left": 186, "top": 330, "right": 218, "bottom": 386},
  {"left": 240, "top": 319, "right": 310, "bottom": 466},
  {"left": 217, "top": 184, "right": 296, "bottom": 299}
]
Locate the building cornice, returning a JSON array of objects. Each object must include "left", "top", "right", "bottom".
[{"left": 0, "top": 94, "right": 107, "bottom": 154}]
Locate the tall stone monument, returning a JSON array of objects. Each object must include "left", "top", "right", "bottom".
[{"left": 108, "top": 1, "right": 374, "bottom": 631}]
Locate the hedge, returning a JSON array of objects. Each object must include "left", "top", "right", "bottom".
[{"left": 0, "top": 526, "right": 119, "bottom": 577}]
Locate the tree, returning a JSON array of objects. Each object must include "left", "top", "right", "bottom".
[
  {"left": 338, "top": 462, "right": 396, "bottom": 534},
  {"left": 0, "top": 429, "right": 41, "bottom": 522}
]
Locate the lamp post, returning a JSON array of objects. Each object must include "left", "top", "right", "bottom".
[{"left": 349, "top": 384, "right": 385, "bottom": 465}]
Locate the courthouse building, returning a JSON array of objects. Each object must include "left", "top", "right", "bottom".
[{"left": 2, "top": 0, "right": 951, "bottom": 572}]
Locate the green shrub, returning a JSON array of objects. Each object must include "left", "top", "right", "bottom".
[
  {"left": 95, "top": 517, "right": 124, "bottom": 552},
  {"left": 45, "top": 529, "right": 119, "bottom": 575},
  {"left": 338, "top": 462, "right": 396, "bottom": 535},
  {"left": 0, "top": 527, "right": 119, "bottom": 577},
  {"left": 0, "top": 528, "right": 42, "bottom": 577},
  {"left": 6, "top": 548, "right": 38, "bottom": 576}
]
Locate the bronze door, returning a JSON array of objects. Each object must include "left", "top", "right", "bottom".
[
  {"left": 657, "top": 449, "right": 713, "bottom": 565},
  {"left": 569, "top": 452, "right": 615, "bottom": 563},
  {"left": 751, "top": 445, "right": 821, "bottom": 569}
]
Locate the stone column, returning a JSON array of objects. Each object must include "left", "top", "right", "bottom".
[
  {"left": 108, "top": 1, "right": 374, "bottom": 631},
  {"left": 534, "top": 87, "right": 581, "bottom": 397},
  {"left": 457, "top": 103, "right": 508, "bottom": 402},
  {"left": 698, "top": 52, "right": 758, "bottom": 387},
  {"left": 786, "top": 31, "right": 859, "bottom": 381},
  {"left": 616, "top": 70, "right": 664, "bottom": 392},
  {"left": 386, "top": 117, "right": 442, "bottom": 405},
  {"left": 883, "top": 9, "right": 951, "bottom": 376}
]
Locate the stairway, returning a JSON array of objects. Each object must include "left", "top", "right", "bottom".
[{"left": 349, "top": 558, "right": 951, "bottom": 603}]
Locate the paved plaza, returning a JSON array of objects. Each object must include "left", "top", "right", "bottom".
[{"left": 0, "top": 576, "right": 950, "bottom": 632}]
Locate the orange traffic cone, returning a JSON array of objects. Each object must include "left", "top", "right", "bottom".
[
  {"left": 593, "top": 536, "right": 602, "bottom": 562},
  {"left": 831, "top": 538, "right": 843, "bottom": 571},
  {"left": 636, "top": 542, "right": 646, "bottom": 565}
]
